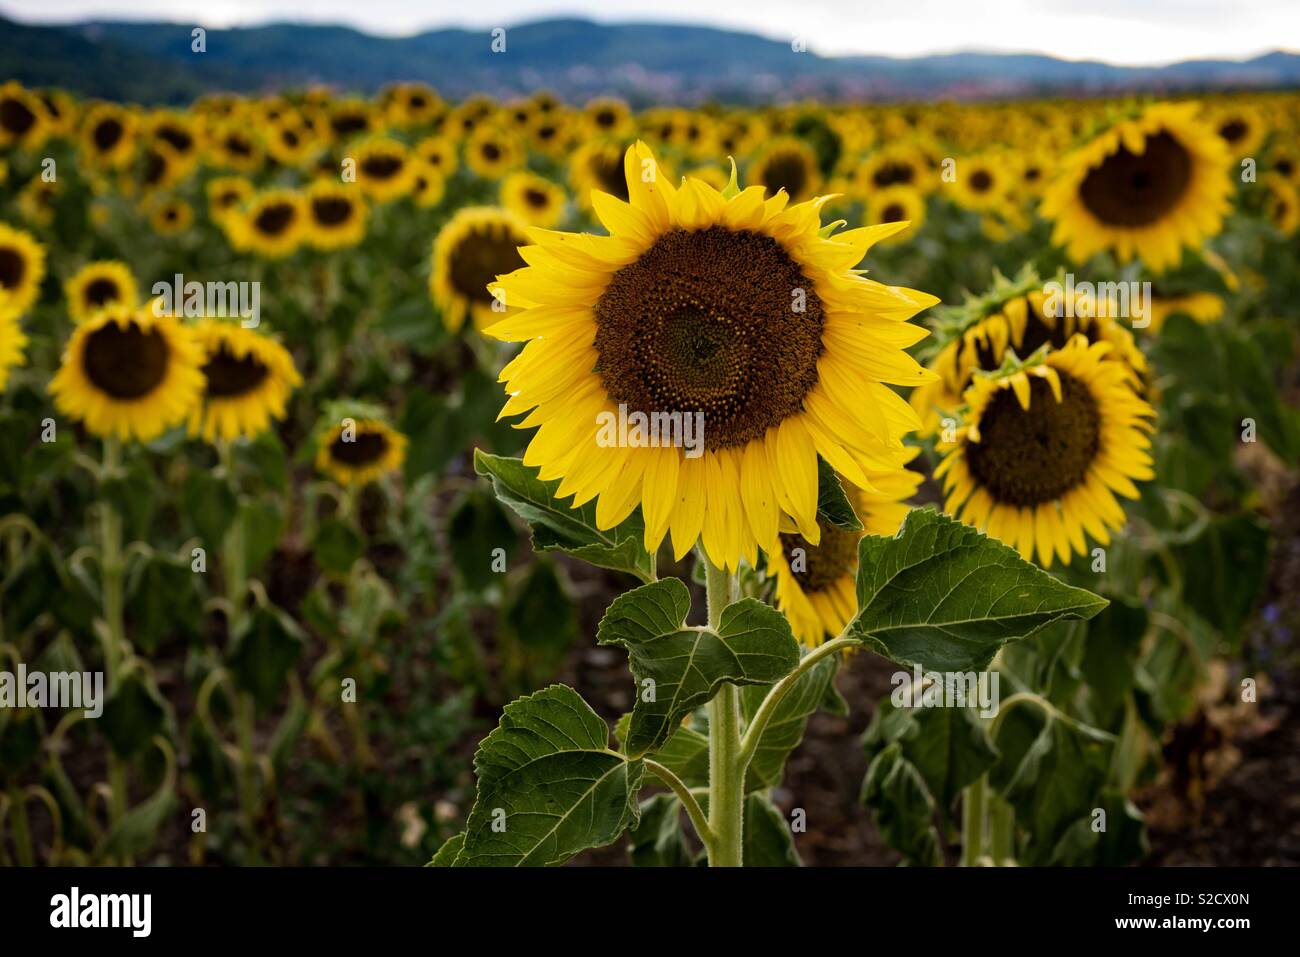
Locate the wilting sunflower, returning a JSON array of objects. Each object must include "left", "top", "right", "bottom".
[
  {"left": 465, "top": 126, "right": 524, "bottom": 180},
  {"left": 487, "top": 142, "right": 938, "bottom": 571},
  {"left": 865, "top": 186, "right": 925, "bottom": 242},
  {"left": 935, "top": 337, "right": 1155, "bottom": 568},
  {"left": 410, "top": 161, "right": 447, "bottom": 209},
  {"left": 81, "top": 103, "right": 136, "bottom": 169},
  {"left": 0, "top": 82, "right": 49, "bottom": 150},
  {"left": 501, "top": 171, "right": 566, "bottom": 227},
  {"left": 769, "top": 463, "right": 920, "bottom": 646},
  {"left": 1041, "top": 103, "right": 1232, "bottom": 272},
  {"left": 315, "top": 417, "right": 408, "bottom": 487},
  {"left": 304, "top": 180, "right": 368, "bottom": 250},
  {"left": 748, "top": 138, "right": 824, "bottom": 204},
  {"left": 0, "top": 303, "right": 26, "bottom": 391},
  {"left": 149, "top": 197, "right": 193, "bottom": 236},
  {"left": 0, "top": 223, "right": 47, "bottom": 319},
  {"left": 188, "top": 320, "right": 301, "bottom": 442},
  {"left": 352, "top": 137, "right": 415, "bottom": 203},
  {"left": 235, "top": 190, "right": 306, "bottom": 259},
  {"left": 49, "top": 304, "right": 204, "bottom": 442},
  {"left": 65, "top": 260, "right": 138, "bottom": 324},
  {"left": 430, "top": 207, "right": 528, "bottom": 333}
]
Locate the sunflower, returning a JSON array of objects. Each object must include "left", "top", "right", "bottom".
[
  {"left": 486, "top": 142, "right": 938, "bottom": 571},
  {"left": 235, "top": 190, "right": 306, "bottom": 259},
  {"left": 857, "top": 144, "right": 928, "bottom": 194},
  {"left": 430, "top": 207, "right": 529, "bottom": 333},
  {"left": 0, "top": 223, "right": 47, "bottom": 319},
  {"left": 1146, "top": 291, "right": 1225, "bottom": 333},
  {"left": 188, "top": 320, "right": 301, "bottom": 442},
  {"left": 16, "top": 178, "right": 60, "bottom": 227},
  {"left": 65, "top": 260, "right": 138, "bottom": 324},
  {"left": 80, "top": 103, "right": 136, "bottom": 168},
  {"left": 37, "top": 89, "right": 78, "bottom": 138},
  {"left": 569, "top": 139, "right": 633, "bottom": 210},
  {"left": 465, "top": 126, "right": 523, "bottom": 180},
  {"left": 415, "top": 135, "right": 458, "bottom": 177},
  {"left": 352, "top": 137, "right": 415, "bottom": 203},
  {"left": 0, "top": 82, "right": 50, "bottom": 150},
  {"left": 583, "top": 97, "right": 633, "bottom": 138},
  {"left": 865, "top": 186, "right": 925, "bottom": 243},
  {"left": 950, "top": 152, "right": 1012, "bottom": 213},
  {"left": 386, "top": 83, "right": 442, "bottom": 128},
  {"left": 206, "top": 122, "right": 263, "bottom": 172},
  {"left": 49, "top": 304, "right": 204, "bottom": 442},
  {"left": 1264, "top": 174, "right": 1300, "bottom": 235},
  {"left": 528, "top": 114, "right": 571, "bottom": 158},
  {"left": 1269, "top": 144, "right": 1300, "bottom": 186},
  {"left": 1041, "top": 103, "right": 1232, "bottom": 272},
  {"left": 133, "top": 141, "right": 185, "bottom": 194},
  {"left": 935, "top": 337, "right": 1156, "bottom": 569},
  {"left": 1210, "top": 104, "right": 1266, "bottom": 158},
  {"left": 410, "top": 161, "right": 447, "bottom": 209},
  {"left": 0, "top": 303, "right": 26, "bottom": 392},
  {"left": 326, "top": 99, "right": 374, "bottom": 143},
  {"left": 315, "top": 417, "right": 408, "bottom": 487},
  {"left": 149, "top": 197, "right": 193, "bottom": 236},
  {"left": 769, "top": 463, "right": 920, "bottom": 646},
  {"left": 265, "top": 119, "right": 318, "bottom": 167},
  {"left": 748, "top": 138, "right": 824, "bottom": 204},
  {"left": 206, "top": 175, "right": 255, "bottom": 225},
  {"left": 304, "top": 180, "right": 368, "bottom": 250},
  {"left": 501, "top": 171, "right": 566, "bottom": 227},
  {"left": 146, "top": 111, "right": 201, "bottom": 178}
]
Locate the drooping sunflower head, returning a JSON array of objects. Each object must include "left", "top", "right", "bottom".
[
  {"left": 501, "top": 170, "right": 566, "bottom": 227},
  {"left": 314, "top": 414, "right": 408, "bottom": 488},
  {"left": 430, "top": 206, "right": 529, "bottom": 333},
  {"left": 352, "top": 137, "right": 415, "bottom": 203},
  {"left": 49, "top": 303, "right": 204, "bottom": 442},
  {"left": 935, "top": 337, "right": 1156, "bottom": 568},
  {"left": 0, "top": 223, "right": 47, "bottom": 320},
  {"left": 748, "top": 137, "right": 824, "bottom": 204},
  {"left": 770, "top": 462, "right": 920, "bottom": 646},
  {"left": 65, "top": 260, "right": 138, "bottom": 324},
  {"left": 234, "top": 189, "right": 306, "bottom": 259},
  {"left": 304, "top": 179, "right": 368, "bottom": 250},
  {"left": 487, "top": 141, "right": 939, "bottom": 571},
  {"left": 865, "top": 185, "right": 926, "bottom": 243},
  {"left": 0, "top": 82, "right": 50, "bottom": 150},
  {"left": 188, "top": 320, "right": 302, "bottom": 443},
  {"left": 1041, "top": 103, "right": 1232, "bottom": 272}
]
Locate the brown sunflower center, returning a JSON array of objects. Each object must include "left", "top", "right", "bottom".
[
  {"left": 447, "top": 227, "right": 526, "bottom": 305},
  {"left": 202, "top": 342, "right": 269, "bottom": 398},
  {"left": 84, "top": 277, "right": 121, "bottom": 307},
  {"left": 592, "top": 152, "right": 630, "bottom": 201},
  {"left": 969, "top": 169, "right": 994, "bottom": 193},
  {"left": 593, "top": 226, "right": 824, "bottom": 451},
  {"left": 780, "top": 520, "right": 859, "bottom": 592},
  {"left": 362, "top": 154, "right": 403, "bottom": 179},
  {"left": 480, "top": 142, "right": 502, "bottom": 162},
  {"left": 0, "top": 247, "right": 25, "bottom": 290},
  {"left": 93, "top": 118, "right": 124, "bottom": 152},
  {"left": 759, "top": 151, "right": 810, "bottom": 199},
  {"left": 311, "top": 196, "right": 353, "bottom": 226},
  {"left": 964, "top": 372, "right": 1100, "bottom": 506},
  {"left": 1078, "top": 130, "right": 1192, "bottom": 227},
  {"left": 254, "top": 203, "right": 295, "bottom": 236},
  {"left": 82, "top": 322, "right": 170, "bottom": 400},
  {"left": 595, "top": 110, "right": 616, "bottom": 128},
  {"left": 524, "top": 187, "right": 550, "bottom": 209},
  {"left": 331, "top": 114, "right": 368, "bottom": 137},
  {"left": 880, "top": 202, "right": 906, "bottom": 223},
  {"left": 224, "top": 134, "right": 253, "bottom": 157},
  {"left": 157, "top": 125, "right": 193, "bottom": 153},
  {"left": 1218, "top": 119, "right": 1247, "bottom": 143},
  {"left": 872, "top": 161, "right": 915, "bottom": 188},
  {"left": 0, "top": 96, "right": 37, "bottom": 135},
  {"left": 330, "top": 430, "right": 388, "bottom": 465}
]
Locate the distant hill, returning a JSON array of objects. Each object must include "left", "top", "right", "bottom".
[{"left": 2, "top": 15, "right": 1298, "bottom": 105}]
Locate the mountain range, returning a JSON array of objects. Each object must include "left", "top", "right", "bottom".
[{"left": 2, "top": 15, "right": 1298, "bottom": 105}]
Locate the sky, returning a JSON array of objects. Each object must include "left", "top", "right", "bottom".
[{"left": 2, "top": 0, "right": 1296, "bottom": 66}]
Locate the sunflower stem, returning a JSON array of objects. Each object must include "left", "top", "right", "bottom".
[
  {"left": 961, "top": 775, "right": 988, "bottom": 866},
  {"left": 98, "top": 437, "right": 131, "bottom": 863},
  {"left": 703, "top": 555, "right": 743, "bottom": 867}
]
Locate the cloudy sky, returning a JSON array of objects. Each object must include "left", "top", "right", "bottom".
[{"left": 2, "top": 0, "right": 1295, "bottom": 66}]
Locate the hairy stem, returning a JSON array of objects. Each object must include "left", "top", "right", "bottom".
[
  {"left": 703, "top": 556, "right": 742, "bottom": 867},
  {"left": 645, "top": 759, "right": 714, "bottom": 853}
]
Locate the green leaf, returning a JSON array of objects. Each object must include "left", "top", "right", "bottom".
[
  {"left": 181, "top": 469, "right": 238, "bottom": 548},
  {"left": 125, "top": 552, "right": 203, "bottom": 652},
  {"left": 740, "top": 654, "right": 839, "bottom": 792},
  {"left": 428, "top": 832, "right": 466, "bottom": 867},
  {"left": 743, "top": 794, "right": 802, "bottom": 866},
  {"left": 597, "top": 579, "right": 799, "bottom": 757},
  {"left": 860, "top": 742, "right": 942, "bottom": 866},
  {"left": 628, "top": 793, "right": 698, "bottom": 867},
  {"left": 96, "top": 738, "right": 177, "bottom": 860},
  {"left": 615, "top": 713, "right": 709, "bottom": 787},
  {"left": 226, "top": 603, "right": 305, "bottom": 713},
  {"left": 848, "top": 508, "right": 1108, "bottom": 671},
  {"left": 1169, "top": 513, "right": 1269, "bottom": 640},
  {"left": 816, "top": 455, "right": 862, "bottom": 531},
  {"left": 401, "top": 390, "right": 465, "bottom": 481},
  {"left": 503, "top": 559, "right": 576, "bottom": 653},
  {"left": 240, "top": 499, "right": 284, "bottom": 575},
  {"left": 1080, "top": 598, "right": 1148, "bottom": 729},
  {"left": 474, "top": 449, "right": 655, "bottom": 583},
  {"left": 311, "top": 518, "right": 363, "bottom": 575},
  {"left": 100, "top": 671, "right": 169, "bottom": 759},
  {"left": 454, "top": 685, "right": 644, "bottom": 867},
  {"left": 449, "top": 489, "right": 517, "bottom": 592}
]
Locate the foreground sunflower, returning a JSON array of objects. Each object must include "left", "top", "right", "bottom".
[
  {"left": 65, "top": 260, "right": 138, "bottom": 324},
  {"left": 430, "top": 207, "right": 528, "bottom": 332},
  {"left": 935, "top": 337, "right": 1156, "bottom": 568},
  {"left": 315, "top": 417, "right": 408, "bottom": 487},
  {"left": 769, "top": 462, "right": 920, "bottom": 646},
  {"left": 1041, "top": 103, "right": 1232, "bottom": 272},
  {"left": 49, "top": 304, "right": 203, "bottom": 442},
  {"left": 0, "top": 223, "right": 46, "bottom": 319},
  {"left": 188, "top": 320, "right": 302, "bottom": 442},
  {"left": 487, "top": 142, "right": 938, "bottom": 571}
]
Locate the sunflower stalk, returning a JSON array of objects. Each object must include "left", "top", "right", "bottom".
[
  {"left": 703, "top": 555, "right": 743, "bottom": 867},
  {"left": 97, "top": 437, "right": 132, "bottom": 862}
]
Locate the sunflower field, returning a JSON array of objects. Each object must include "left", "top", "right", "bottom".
[{"left": 0, "top": 79, "right": 1297, "bottom": 869}]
